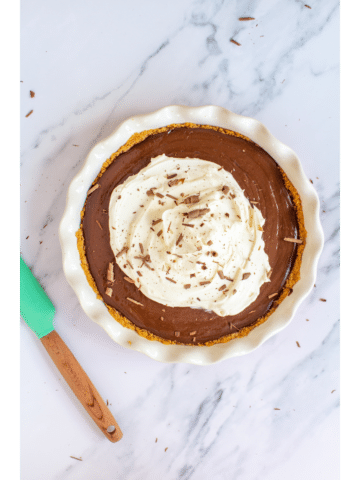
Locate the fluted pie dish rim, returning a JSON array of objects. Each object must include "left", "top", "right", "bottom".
[{"left": 59, "top": 105, "right": 323, "bottom": 364}]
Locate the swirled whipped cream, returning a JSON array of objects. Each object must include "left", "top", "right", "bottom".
[{"left": 109, "top": 154, "right": 271, "bottom": 316}]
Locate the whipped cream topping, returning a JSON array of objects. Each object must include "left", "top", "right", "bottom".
[{"left": 109, "top": 154, "right": 271, "bottom": 317}]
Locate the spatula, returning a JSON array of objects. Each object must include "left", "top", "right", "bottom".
[{"left": 20, "top": 256, "right": 122, "bottom": 442}]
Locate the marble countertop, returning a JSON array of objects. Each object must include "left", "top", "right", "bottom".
[{"left": 20, "top": 0, "right": 339, "bottom": 478}]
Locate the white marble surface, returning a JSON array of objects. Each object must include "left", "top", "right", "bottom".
[{"left": 20, "top": 0, "right": 339, "bottom": 478}]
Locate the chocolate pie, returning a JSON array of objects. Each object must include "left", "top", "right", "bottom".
[{"left": 77, "top": 123, "right": 306, "bottom": 345}]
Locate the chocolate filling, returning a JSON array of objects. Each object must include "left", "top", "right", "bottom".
[{"left": 81, "top": 126, "right": 303, "bottom": 344}]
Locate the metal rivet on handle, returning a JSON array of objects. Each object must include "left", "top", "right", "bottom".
[{"left": 107, "top": 425, "right": 116, "bottom": 434}]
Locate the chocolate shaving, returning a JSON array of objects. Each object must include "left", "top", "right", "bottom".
[
  {"left": 218, "top": 270, "right": 225, "bottom": 279},
  {"left": 304, "top": 4, "right": 311, "bottom": 8},
  {"left": 184, "top": 284, "right": 191, "bottom": 289},
  {"left": 222, "top": 185, "right": 230, "bottom": 194},
  {"left": 190, "top": 331, "right": 197, "bottom": 336},
  {"left": 127, "top": 260, "right": 133, "bottom": 269},
  {"left": 268, "top": 293, "right": 278, "bottom": 299},
  {"left": 152, "top": 218, "right": 162, "bottom": 225},
  {"left": 127, "top": 297, "right": 144, "bottom": 306},
  {"left": 25, "top": 110, "right": 33, "bottom": 117},
  {"left": 107, "top": 263, "right": 114, "bottom": 283},
  {"left": 296, "top": 341, "right": 301, "bottom": 348},
  {"left": 166, "top": 173, "right": 177, "bottom": 179},
  {"left": 190, "top": 273, "right": 196, "bottom": 278},
  {"left": 166, "top": 277, "right": 177, "bottom": 283},
  {"left": 146, "top": 189, "right": 154, "bottom": 196},
  {"left": 137, "top": 271, "right": 142, "bottom": 277},
  {"left": 200, "top": 281, "right": 211, "bottom": 286},
  {"left": 184, "top": 208, "right": 210, "bottom": 219},
  {"left": 211, "top": 251, "right": 218, "bottom": 257},
  {"left": 168, "top": 178, "right": 185, "bottom": 187},
  {"left": 183, "top": 223, "right": 194, "bottom": 228},
  {"left": 134, "top": 254, "right": 151, "bottom": 264},
  {"left": 124, "top": 276, "right": 135, "bottom": 284},
  {"left": 230, "top": 322, "right": 240, "bottom": 331},
  {"left": 183, "top": 195, "right": 200, "bottom": 205},
  {"left": 176, "top": 233, "right": 183, "bottom": 246},
  {"left": 267, "top": 269, "right": 272, "bottom": 279},
  {"left": 87, "top": 184, "right": 100, "bottom": 195},
  {"left": 139, "top": 243, "right": 144, "bottom": 254},
  {"left": 242, "top": 272, "right": 251, "bottom": 280},
  {"left": 232, "top": 289, "right": 237, "bottom": 295},
  {"left": 144, "top": 263, "right": 154, "bottom": 271},
  {"left": 174, "top": 332, "right": 180, "bottom": 337},
  {"left": 70, "top": 456, "right": 82, "bottom": 461},
  {"left": 238, "top": 16, "right": 255, "bottom": 21},
  {"left": 224, "top": 276, "right": 234, "bottom": 282},
  {"left": 96, "top": 220, "right": 103, "bottom": 230},
  {"left": 157, "top": 229, "right": 163, "bottom": 237},
  {"left": 230, "top": 39, "right": 241, "bottom": 46},
  {"left": 116, "top": 246, "right": 129, "bottom": 257},
  {"left": 192, "top": 337, "right": 197, "bottom": 343},
  {"left": 105, "top": 287, "right": 113, "bottom": 297},
  {"left": 207, "top": 240, "right": 213, "bottom": 246},
  {"left": 319, "top": 298, "right": 327, "bottom": 302},
  {"left": 167, "top": 222, "right": 172, "bottom": 233},
  {"left": 284, "top": 237, "right": 303, "bottom": 244},
  {"left": 225, "top": 213, "right": 230, "bottom": 218},
  {"left": 160, "top": 317, "right": 164, "bottom": 321},
  {"left": 166, "top": 194, "right": 178, "bottom": 200},
  {"left": 30, "top": 90, "right": 35, "bottom": 98},
  {"left": 155, "top": 192, "right": 164, "bottom": 198},
  {"left": 218, "top": 284, "right": 227, "bottom": 291}
]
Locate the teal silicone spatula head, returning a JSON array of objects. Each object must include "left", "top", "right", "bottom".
[{"left": 20, "top": 257, "right": 55, "bottom": 338}]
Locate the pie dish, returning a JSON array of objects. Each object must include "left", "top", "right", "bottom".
[{"left": 59, "top": 105, "right": 323, "bottom": 364}]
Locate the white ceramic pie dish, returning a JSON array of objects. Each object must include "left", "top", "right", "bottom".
[{"left": 59, "top": 105, "right": 323, "bottom": 364}]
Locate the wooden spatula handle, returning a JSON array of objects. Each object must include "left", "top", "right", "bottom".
[{"left": 41, "top": 330, "right": 122, "bottom": 442}]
